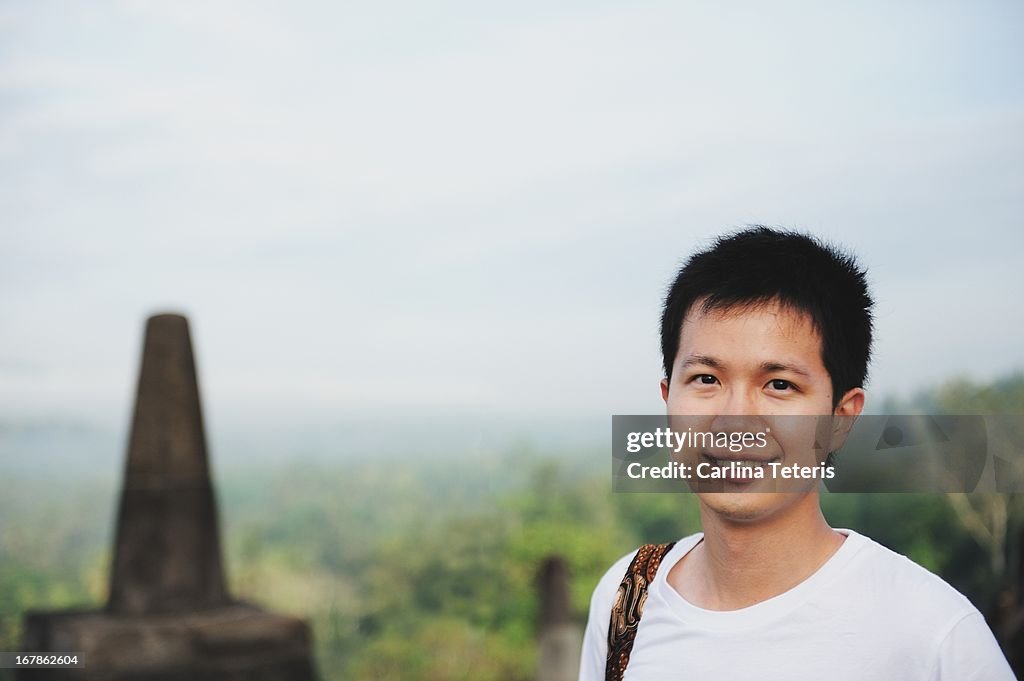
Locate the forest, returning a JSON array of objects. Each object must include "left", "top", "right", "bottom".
[{"left": 1, "top": 374, "right": 1021, "bottom": 680}]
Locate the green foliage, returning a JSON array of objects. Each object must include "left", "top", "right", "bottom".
[
  {"left": 882, "top": 373, "right": 1024, "bottom": 605},
  {"left": 215, "top": 457, "right": 637, "bottom": 679},
  {"left": 0, "top": 478, "right": 112, "bottom": 652},
  {"left": 2, "top": 374, "right": 1021, "bottom": 679},
  {"left": 822, "top": 494, "right": 958, "bottom": 571}
]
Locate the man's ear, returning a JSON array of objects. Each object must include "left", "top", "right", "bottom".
[
  {"left": 830, "top": 387, "right": 866, "bottom": 450},
  {"left": 660, "top": 377, "right": 670, "bottom": 403}
]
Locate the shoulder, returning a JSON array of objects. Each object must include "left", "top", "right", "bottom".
[
  {"left": 579, "top": 534, "right": 700, "bottom": 681},
  {"left": 824, "top": 530, "right": 1014, "bottom": 679},
  {"left": 836, "top": 528, "right": 987, "bottom": 658},
  {"left": 590, "top": 548, "right": 639, "bottom": 611},
  {"left": 578, "top": 547, "right": 640, "bottom": 681},
  {"left": 586, "top": 534, "right": 700, "bottom": 636},
  {"left": 841, "top": 529, "right": 977, "bottom": 619},
  {"left": 589, "top": 535, "right": 697, "bottom": 613}
]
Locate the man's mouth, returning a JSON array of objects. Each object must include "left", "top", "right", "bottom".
[{"left": 701, "top": 452, "right": 782, "bottom": 469}]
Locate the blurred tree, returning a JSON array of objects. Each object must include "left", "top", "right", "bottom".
[{"left": 888, "top": 373, "right": 1024, "bottom": 671}]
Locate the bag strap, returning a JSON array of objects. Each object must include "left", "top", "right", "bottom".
[{"left": 605, "top": 542, "right": 677, "bottom": 681}]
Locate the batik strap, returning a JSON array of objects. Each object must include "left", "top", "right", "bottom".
[{"left": 605, "top": 541, "right": 677, "bottom": 681}]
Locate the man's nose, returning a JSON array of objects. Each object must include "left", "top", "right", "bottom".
[
  {"left": 713, "top": 388, "right": 761, "bottom": 435},
  {"left": 722, "top": 386, "right": 757, "bottom": 416}
]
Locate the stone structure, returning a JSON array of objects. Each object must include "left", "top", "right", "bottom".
[
  {"left": 20, "top": 314, "right": 318, "bottom": 680},
  {"left": 536, "top": 556, "right": 582, "bottom": 681}
]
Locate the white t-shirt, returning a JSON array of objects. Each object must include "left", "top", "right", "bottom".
[{"left": 579, "top": 529, "right": 1015, "bottom": 681}]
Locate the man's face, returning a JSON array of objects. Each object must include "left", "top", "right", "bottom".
[{"left": 660, "top": 300, "right": 863, "bottom": 522}]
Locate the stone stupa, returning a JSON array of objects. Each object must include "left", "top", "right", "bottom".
[
  {"left": 21, "top": 313, "right": 318, "bottom": 680},
  {"left": 535, "top": 556, "right": 581, "bottom": 681}
]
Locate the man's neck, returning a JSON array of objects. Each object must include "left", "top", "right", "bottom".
[{"left": 667, "top": 494, "right": 845, "bottom": 611}]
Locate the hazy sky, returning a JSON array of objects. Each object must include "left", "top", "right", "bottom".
[{"left": 2, "top": 0, "right": 1023, "bottom": 433}]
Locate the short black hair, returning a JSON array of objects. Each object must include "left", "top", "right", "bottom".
[{"left": 660, "top": 226, "right": 874, "bottom": 409}]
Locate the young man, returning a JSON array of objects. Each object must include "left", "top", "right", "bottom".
[{"left": 579, "top": 228, "right": 1014, "bottom": 680}]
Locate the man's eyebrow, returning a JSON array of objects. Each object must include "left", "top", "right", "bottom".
[
  {"left": 760, "top": 361, "right": 812, "bottom": 378},
  {"left": 679, "top": 354, "right": 725, "bottom": 370}
]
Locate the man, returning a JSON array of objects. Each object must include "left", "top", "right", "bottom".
[{"left": 579, "top": 228, "right": 1014, "bottom": 680}]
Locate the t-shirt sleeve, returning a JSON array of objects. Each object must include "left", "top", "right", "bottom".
[
  {"left": 933, "top": 611, "right": 1016, "bottom": 681},
  {"left": 578, "top": 550, "right": 638, "bottom": 681}
]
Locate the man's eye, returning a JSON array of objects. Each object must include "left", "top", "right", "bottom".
[
  {"left": 768, "top": 379, "right": 794, "bottom": 391},
  {"left": 694, "top": 374, "right": 718, "bottom": 385}
]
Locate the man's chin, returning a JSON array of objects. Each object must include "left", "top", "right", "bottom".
[{"left": 697, "top": 491, "right": 808, "bottom": 523}]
